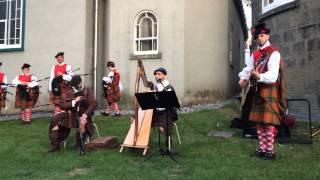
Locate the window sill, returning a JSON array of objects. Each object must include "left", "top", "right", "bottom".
[
  {"left": 258, "top": 0, "right": 298, "bottom": 21},
  {"left": 129, "top": 52, "right": 162, "bottom": 60},
  {"left": 0, "top": 47, "right": 24, "bottom": 52}
]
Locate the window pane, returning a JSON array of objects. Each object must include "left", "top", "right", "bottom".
[
  {"left": 153, "top": 23, "right": 157, "bottom": 37},
  {"left": 17, "top": 0, "right": 21, "bottom": 9},
  {"left": 17, "top": 9, "right": 20, "bottom": 18},
  {"left": 0, "top": 1, "right": 7, "bottom": 19},
  {"left": 16, "top": 28, "right": 20, "bottom": 38},
  {"left": 153, "top": 40, "right": 157, "bottom": 50},
  {"left": 10, "top": 0, "right": 16, "bottom": 19},
  {"left": 0, "top": 40, "right": 4, "bottom": 44},
  {"left": 9, "top": 38, "right": 14, "bottom": 44},
  {"left": 141, "top": 18, "right": 152, "bottom": 37},
  {"left": 0, "top": 22, "right": 5, "bottom": 39},
  {"left": 136, "top": 25, "right": 139, "bottom": 38},
  {"left": 16, "top": 19, "right": 20, "bottom": 28},
  {"left": 10, "top": 19, "right": 15, "bottom": 37},
  {"left": 16, "top": 38, "right": 19, "bottom": 44},
  {"left": 141, "top": 40, "right": 152, "bottom": 51},
  {"left": 136, "top": 41, "right": 139, "bottom": 51},
  {"left": 263, "top": 0, "right": 268, "bottom": 6},
  {"left": 269, "top": 0, "right": 274, "bottom": 3}
]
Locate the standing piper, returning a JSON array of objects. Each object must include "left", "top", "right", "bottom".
[
  {"left": 238, "top": 23, "right": 286, "bottom": 160},
  {"left": 49, "top": 52, "right": 73, "bottom": 114},
  {"left": 101, "top": 61, "right": 121, "bottom": 116},
  {"left": 12, "top": 63, "right": 39, "bottom": 124},
  {"left": 0, "top": 62, "right": 8, "bottom": 113}
]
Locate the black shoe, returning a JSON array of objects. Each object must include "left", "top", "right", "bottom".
[
  {"left": 262, "top": 151, "right": 275, "bottom": 160},
  {"left": 48, "top": 144, "right": 60, "bottom": 153},
  {"left": 254, "top": 148, "right": 265, "bottom": 158},
  {"left": 112, "top": 113, "right": 121, "bottom": 117},
  {"left": 101, "top": 111, "right": 110, "bottom": 116}
]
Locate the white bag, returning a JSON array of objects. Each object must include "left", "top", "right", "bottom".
[{"left": 119, "top": 81, "right": 124, "bottom": 92}]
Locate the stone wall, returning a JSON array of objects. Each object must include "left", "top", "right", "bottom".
[{"left": 252, "top": 0, "right": 320, "bottom": 116}]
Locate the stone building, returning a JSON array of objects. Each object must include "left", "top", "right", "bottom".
[
  {"left": 0, "top": 0, "right": 247, "bottom": 114},
  {"left": 252, "top": 0, "right": 320, "bottom": 115}
]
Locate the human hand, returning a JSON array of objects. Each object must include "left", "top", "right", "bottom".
[
  {"left": 239, "top": 79, "right": 248, "bottom": 88},
  {"left": 250, "top": 69, "right": 260, "bottom": 80}
]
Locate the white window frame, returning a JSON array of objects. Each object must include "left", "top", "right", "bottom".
[
  {"left": 133, "top": 10, "right": 159, "bottom": 55},
  {"left": 0, "top": 0, "right": 24, "bottom": 50},
  {"left": 262, "top": 0, "right": 295, "bottom": 14}
]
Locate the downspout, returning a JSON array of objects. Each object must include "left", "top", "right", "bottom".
[{"left": 93, "top": 0, "right": 98, "bottom": 97}]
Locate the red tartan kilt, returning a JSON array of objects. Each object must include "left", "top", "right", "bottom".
[
  {"left": 106, "top": 85, "right": 120, "bottom": 103},
  {"left": 250, "top": 85, "right": 282, "bottom": 125},
  {"left": 29, "top": 86, "right": 39, "bottom": 106},
  {"left": 15, "top": 95, "right": 34, "bottom": 108},
  {"left": 50, "top": 83, "right": 70, "bottom": 105}
]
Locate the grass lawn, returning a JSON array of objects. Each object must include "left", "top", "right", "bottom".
[{"left": 0, "top": 103, "right": 320, "bottom": 180}]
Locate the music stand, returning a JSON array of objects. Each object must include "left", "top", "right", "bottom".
[{"left": 135, "top": 91, "right": 180, "bottom": 162}]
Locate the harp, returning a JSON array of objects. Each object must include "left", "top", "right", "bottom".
[{"left": 120, "top": 60, "right": 154, "bottom": 155}]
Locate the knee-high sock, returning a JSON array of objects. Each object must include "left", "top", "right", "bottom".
[
  {"left": 105, "top": 103, "right": 111, "bottom": 113},
  {"left": 111, "top": 103, "right": 120, "bottom": 114},
  {"left": 25, "top": 108, "right": 32, "bottom": 122},
  {"left": 256, "top": 125, "right": 267, "bottom": 151},
  {"left": 265, "top": 125, "right": 277, "bottom": 153},
  {"left": 20, "top": 109, "right": 25, "bottom": 122}
]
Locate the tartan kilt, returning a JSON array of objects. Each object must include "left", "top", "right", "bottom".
[
  {"left": 105, "top": 85, "right": 120, "bottom": 103},
  {"left": 15, "top": 93, "right": 34, "bottom": 109},
  {"left": 50, "top": 83, "right": 70, "bottom": 105},
  {"left": 249, "top": 84, "right": 282, "bottom": 125}
]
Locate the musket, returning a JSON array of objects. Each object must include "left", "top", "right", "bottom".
[
  {"left": 76, "top": 105, "right": 86, "bottom": 155},
  {"left": 74, "top": 73, "right": 94, "bottom": 76},
  {"left": 40, "top": 67, "right": 81, "bottom": 82},
  {"left": 33, "top": 103, "right": 52, "bottom": 108}
]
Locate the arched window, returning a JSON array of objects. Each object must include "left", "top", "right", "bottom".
[{"left": 134, "top": 11, "right": 158, "bottom": 55}]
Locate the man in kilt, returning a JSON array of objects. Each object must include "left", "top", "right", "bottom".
[
  {"left": 0, "top": 62, "right": 8, "bottom": 113},
  {"left": 239, "top": 23, "right": 286, "bottom": 160},
  {"left": 101, "top": 61, "right": 121, "bottom": 116},
  {"left": 48, "top": 75, "right": 97, "bottom": 152},
  {"left": 12, "top": 64, "right": 39, "bottom": 124},
  {"left": 49, "top": 52, "right": 73, "bottom": 114}
]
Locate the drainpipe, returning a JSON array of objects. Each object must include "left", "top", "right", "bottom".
[{"left": 93, "top": 0, "right": 98, "bottom": 97}]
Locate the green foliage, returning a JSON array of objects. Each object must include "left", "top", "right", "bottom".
[{"left": 0, "top": 104, "right": 319, "bottom": 179}]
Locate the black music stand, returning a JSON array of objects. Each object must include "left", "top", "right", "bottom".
[{"left": 135, "top": 91, "right": 180, "bottom": 162}]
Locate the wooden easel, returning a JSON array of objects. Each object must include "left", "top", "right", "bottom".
[{"left": 120, "top": 60, "right": 153, "bottom": 155}]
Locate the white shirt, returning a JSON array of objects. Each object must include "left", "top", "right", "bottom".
[
  {"left": 12, "top": 74, "right": 39, "bottom": 88},
  {"left": 156, "top": 79, "right": 172, "bottom": 92},
  {"left": 155, "top": 79, "right": 172, "bottom": 111},
  {"left": 238, "top": 41, "right": 280, "bottom": 84},
  {"left": 48, "top": 63, "right": 73, "bottom": 91}
]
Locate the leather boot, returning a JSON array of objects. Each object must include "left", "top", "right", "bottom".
[
  {"left": 48, "top": 130, "right": 60, "bottom": 153},
  {"left": 48, "top": 143, "right": 60, "bottom": 153}
]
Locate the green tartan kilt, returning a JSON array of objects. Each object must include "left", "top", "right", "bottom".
[{"left": 249, "top": 84, "right": 282, "bottom": 125}]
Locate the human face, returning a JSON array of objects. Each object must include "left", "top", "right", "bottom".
[
  {"left": 22, "top": 68, "right": 29, "bottom": 75},
  {"left": 107, "top": 66, "right": 112, "bottom": 71},
  {"left": 154, "top": 71, "right": 166, "bottom": 82},
  {"left": 56, "top": 55, "right": 64, "bottom": 64},
  {"left": 256, "top": 34, "right": 270, "bottom": 46}
]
